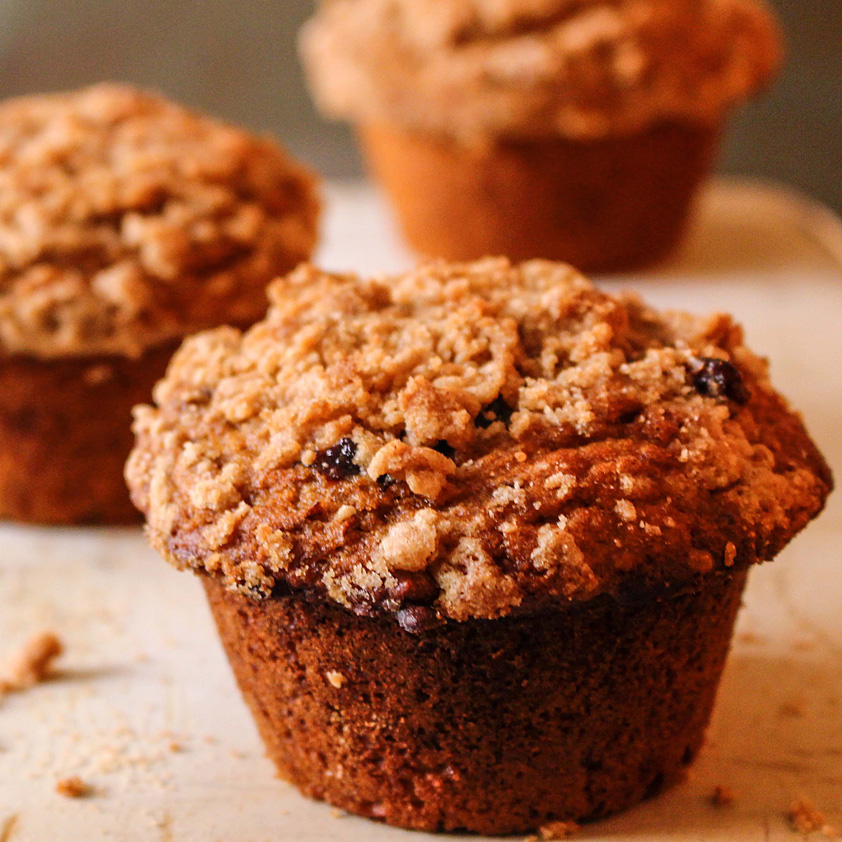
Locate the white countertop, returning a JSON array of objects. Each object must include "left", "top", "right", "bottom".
[{"left": 1, "top": 180, "right": 840, "bottom": 841}]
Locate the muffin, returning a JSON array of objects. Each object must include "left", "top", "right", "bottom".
[
  {"left": 301, "top": 0, "right": 781, "bottom": 271},
  {"left": 0, "top": 83, "right": 319, "bottom": 524},
  {"left": 127, "top": 258, "right": 831, "bottom": 833}
]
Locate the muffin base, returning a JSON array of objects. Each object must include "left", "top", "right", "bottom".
[
  {"left": 359, "top": 122, "right": 718, "bottom": 272},
  {"left": 0, "top": 342, "right": 180, "bottom": 525},
  {"left": 205, "top": 569, "right": 746, "bottom": 835}
]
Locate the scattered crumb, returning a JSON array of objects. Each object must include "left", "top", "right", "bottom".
[
  {"left": 526, "top": 820, "right": 580, "bottom": 840},
  {"left": 710, "top": 785, "right": 737, "bottom": 808},
  {"left": 787, "top": 797, "right": 837, "bottom": 837},
  {"left": 167, "top": 741, "right": 182, "bottom": 753},
  {"left": 736, "top": 631, "right": 764, "bottom": 645},
  {"left": 325, "top": 670, "right": 345, "bottom": 688},
  {"left": 780, "top": 700, "right": 806, "bottom": 718},
  {"left": 0, "top": 814, "right": 19, "bottom": 842},
  {"left": 330, "top": 808, "right": 346, "bottom": 819},
  {"left": 56, "top": 776, "right": 93, "bottom": 799},
  {"left": 0, "top": 632, "right": 63, "bottom": 695}
]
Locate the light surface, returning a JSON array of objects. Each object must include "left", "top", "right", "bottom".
[{"left": 1, "top": 180, "right": 840, "bottom": 841}]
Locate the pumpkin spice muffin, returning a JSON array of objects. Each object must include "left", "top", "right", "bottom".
[
  {"left": 301, "top": 0, "right": 781, "bottom": 270},
  {"left": 127, "top": 258, "right": 831, "bottom": 834},
  {"left": 0, "top": 83, "right": 319, "bottom": 524}
]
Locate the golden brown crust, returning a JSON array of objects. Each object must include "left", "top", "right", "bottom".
[
  {"left": 301, "top": 0, "right": 782, "bottom": 141},
  {"left": 127, "top": 259, "right": 832, "bottom": 622},
  {"left": 0, "top": 83, "right": 320, "bottom": 359}
]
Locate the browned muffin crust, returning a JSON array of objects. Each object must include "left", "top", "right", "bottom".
[
  {"left": 127, "top": 259, "right": 832, "bottom": 625},
  {"left": 0, "top": 83, "right": 319, "bottom": 359},
  {"left": 205, "top": 567, "right": 747, "bottom": 833}
]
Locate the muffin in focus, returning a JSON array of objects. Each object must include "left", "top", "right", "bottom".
[
  {"left": 0, "top": 83, "right": 319, "bottom": 525},
  {"left": 127, "top": 258, "right": 830, "bottom": 833},
  {"left": 301, "top": 0, "right": 781, "bottom": 270}
]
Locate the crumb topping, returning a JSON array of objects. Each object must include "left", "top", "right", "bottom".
[
  {"left": 126, "top": 258, "right": 832, "bottom": 624},
  {"left": 0, "top": 84, "right": 319, "bottom": 359},
  {"left": 301, "top": 0, "right": 781, "bottom": 141}
]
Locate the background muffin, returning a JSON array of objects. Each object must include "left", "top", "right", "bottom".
[
  {"left": 127, "top": 258, "right": 830, "bottom": 833},
  {"left": 0, "top": 83, "right": 319, "bottom": 524},
  {"left": 301, "top": 0, "right": 781, "bottom": 271}
]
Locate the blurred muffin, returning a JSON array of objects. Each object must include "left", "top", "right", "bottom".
[
  {"left": 127, "top": 258, "right": 830, "bottom": 833},
  {"left": 0, "top": 83, "right": 319, "bottom": 525},
  {"left": 301, "top": 0, "right": 781, "bottom": 270}
]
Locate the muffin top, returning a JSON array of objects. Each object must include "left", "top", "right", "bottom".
[
  {"left": 0, "top": 83, "right": 319, "bottom": 359},
  {"left": 301, "top": 0, "right": 781, "bottom": 141},
  {"left": 127, "top": 259, "right": 831, "bottom": 629}
]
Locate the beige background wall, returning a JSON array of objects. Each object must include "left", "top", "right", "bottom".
[{"left": 0, "top": 0, "right": 837, "bottom": 211}]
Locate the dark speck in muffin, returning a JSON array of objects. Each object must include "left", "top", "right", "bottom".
[
  {"left": 690, "top": 358, "right": 750, "bottom": 404},
  {"left": 313, "top": 437, "right": 360, "bottom": 480},
  {"left": 376, "top": 473, "right": 397, "bottom": 489}
]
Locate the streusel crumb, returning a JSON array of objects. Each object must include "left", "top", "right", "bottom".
[
  {"left": 302, "top": 0, "right": 780, "bottom": 140},
  {"left": 0, "top": 84, "right": 319, "bottom": 359},
  {"left": 127, "top": 258, "right": 831, "bottom": 624}
]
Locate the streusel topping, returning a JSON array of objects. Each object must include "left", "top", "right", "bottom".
[
  {"left": 127, "top": 259, "right": 831, "bottom": 625},
  {"left": 0, "top": 84, "right": 319, "bottom": 359},
  {"left": 301, "top": 0, "right": 781, "bottom": 140}
]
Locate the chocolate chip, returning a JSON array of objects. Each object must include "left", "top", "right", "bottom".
[
  {"left": 690, "top": 358, "right": 750, "bottom": 404},
  {"left": 376, "top": 473, "right": 397, "bottom": 489},
  {"left": 396, "top": 605, "right": 445, "bottom": 634},
  {"left": 476, "top": 394, "right": 514, "bottom": 428},
  {"left": 313, "top": 437, "right": 360, "bottom": 480},
  {"left": 389, "top": 571, "right": 439, "bottom": 606}
]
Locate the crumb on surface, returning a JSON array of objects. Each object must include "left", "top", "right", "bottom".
[
  {"left": 787, "top": 797, "right": 836, "bottom": 837},
  {"left": 710, "top": 784, "right": 737, "bottom": 807},
  {"left": 0, "top": 632, "right": 63, "bottom": 695},
  {"left": 526, "top": 820, "right": 580, "bottom": 840},
  {"left": 56, "top": 776, "right": 92, "bottom": 798},
  {"left": 325, "top": 670, "right": 346, "bottom": 689},
  {"left": 0, "top": 814, "right": 19, "bottom": 842}
]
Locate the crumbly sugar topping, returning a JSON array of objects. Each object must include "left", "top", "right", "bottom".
[
  {"left": 0, "top": 84, "right": 319, "bottom": 359},
  {"left": 127, "top": 258, "right": 832, "bottom": 625},
  {"left": 301, "top": 0, "right": 781, "bottom": 141}
]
